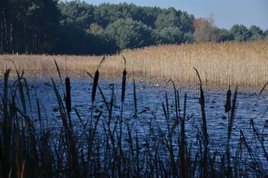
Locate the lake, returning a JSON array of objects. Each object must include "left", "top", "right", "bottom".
[{"left": 1, "top": 76, "right": 268, "bottom": 176}]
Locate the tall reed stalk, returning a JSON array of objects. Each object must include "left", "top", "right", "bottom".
[
  {"left": 194, "top": 67, "right": 209, "bottom": 177},
  {"left": 226, "top": 87, "right": 238, "bottom": 176}
]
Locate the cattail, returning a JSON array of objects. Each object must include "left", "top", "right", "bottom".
[
  {"left": 65, "top": 77, "right": 71, "bottom": 113},
  {"left": 194, "top": 67, "right": 208, "bottom": 144},
  {"left": 92, "top": 70, "right": 99, "bottom": 104},
  {"left": 225, "top": 85, "right": 232, "bottom": 113},
  {"left": 133, "top": 79, "right": 137, "bottom": 118},
  {"left": 92, "top": 57, "right": 105, "bottom": 104},
  {"left": 194, "top": 67, "right": 208, "bottom": 177},
  {"left": 121, "top": 56, "right": 127, "bottom": 103}
]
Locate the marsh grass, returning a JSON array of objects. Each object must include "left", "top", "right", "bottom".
[
  {"left": 0, "top": 40, "right": 268, "bottom": 87},
  {"left": 0, "top": 58, "right": 268, "bottom": 177}
]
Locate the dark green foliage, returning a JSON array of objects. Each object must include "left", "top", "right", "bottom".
[
  {"left": 155, "top": 8, "right": 180, "bottom": 29},
  {"left": 230, "top": 24, "right": 252, "bottom": 42},
  {"left": 249, "top": 25, "right": 264, "bottom": 40},
  {"left": 56, "top": 25, "right": 118, "bottom": 55},
  {"left": 58, "top": 1, "right": 94, "bottom": 29},
  {"left": 0, "top": 1, "right": 266, "bottom": 54},
  {"left": 103, "top": 18, "right": 153, "bottom": 49},
  {"left": 154, "top": 27, "right": 184, "bottom": 44},
  {"left": 0, "top": 0, "right": 60, "bottom": 53},
  {"left": 131, "top": 6, "right": 161, "bottom": 28},
  {"left": 265, "top": 30, "right": 268, "bottom": 38},
  {"left": 93, "top": 3, "right": 161, "bottom": 28},
  {"left": 217, "top": 28, "right": 233, "bottom": 42},
  {"left": 179, "top": 11, "right": 195, "bottom": 33}
]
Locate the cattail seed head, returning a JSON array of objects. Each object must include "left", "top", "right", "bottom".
[
  {"left": 121, "top": 69, "right": 127, "bottom": 103},
  {"left": 65, "top": 77, "right": 71, "bottom": 113},
  {"left": 92, "top": 70, "right": 99, "bottom": 104}
]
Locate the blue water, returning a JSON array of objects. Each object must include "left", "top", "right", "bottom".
[{"left": 1, "top": 76, "right": 268, "bottom": 167}]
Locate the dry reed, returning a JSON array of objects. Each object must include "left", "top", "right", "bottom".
[{"left": 0, "top": 40, "right": 267, "bottom": 87}]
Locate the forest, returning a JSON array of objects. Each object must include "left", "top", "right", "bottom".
[{"left": 1, "top": 0, "right": 268, "bottom": 55}]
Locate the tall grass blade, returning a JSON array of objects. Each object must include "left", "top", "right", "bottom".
[
  {"left": 250, "top": 119, "right": 268, "bottom": 162},
  {"left": 240, "top": 130, "right": 264, "bottom": 175},
  {"left": 259, "top": 81, "right": 268, "bottom": 96},
  {"left": 54, "top": 58, "right": 63, "bottom": 82},
  {"left": 2, "top": 69, "right": 11, "bottom": 178},
  {"left": 226, "top": 87, "right": 238, "bottom": 176},
  {"left": 11, "top": 61, "right": 27, "bottom": 114},
  {"left": 92, "top": 57, "right": 105, "bottom": 104},
  {"left": 3, "top": 69, "right": 10, "bottom": 116},
  {"left": 180, "top": 93, "right": 188, "bottom": 178}
]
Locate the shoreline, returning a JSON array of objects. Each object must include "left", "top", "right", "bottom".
[
  {"left": 0, "top": 40, "right": 267, "bottom": 92},
  {"left": 1, "top": 70, "right": 266, "bottom": 94}
]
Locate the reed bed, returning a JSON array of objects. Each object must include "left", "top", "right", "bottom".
[
  {"left": 0, "top": 59, "right": 268, "bottom": 177},
  {"left": 0, "top": 40, "right": 267, "bottom": 87}
]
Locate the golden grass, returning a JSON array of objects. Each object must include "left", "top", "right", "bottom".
[{"left": 0, "top": 40, "right": 267, "bottom": 87}]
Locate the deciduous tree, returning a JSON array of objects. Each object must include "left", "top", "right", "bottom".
[{"left": 104, "top": 18, "right": 152, "bottom": 49}]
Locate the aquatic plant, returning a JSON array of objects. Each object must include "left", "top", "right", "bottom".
[{"left": 0, "top": 60, "right": 267, "bottom": 177}]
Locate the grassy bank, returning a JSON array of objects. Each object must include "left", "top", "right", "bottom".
[{"left": 0, "top": 40, "right": 268, "bottom": 87}]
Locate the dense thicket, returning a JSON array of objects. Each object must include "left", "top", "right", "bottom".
[{"left": 0, "top": 0, "right": 267, "bottom": 55}]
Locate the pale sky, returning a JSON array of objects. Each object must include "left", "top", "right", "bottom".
[{"left": 82, "top": 0, "right": 268, "bottom": 30}]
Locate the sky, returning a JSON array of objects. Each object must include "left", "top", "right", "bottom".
[{"left": 83, "top": 0, "right": 268, "bottom": 30}]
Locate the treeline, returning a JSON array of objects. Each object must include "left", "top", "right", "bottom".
[{"left": 1, "top": 0, "right": 268, "bottom": 55}]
